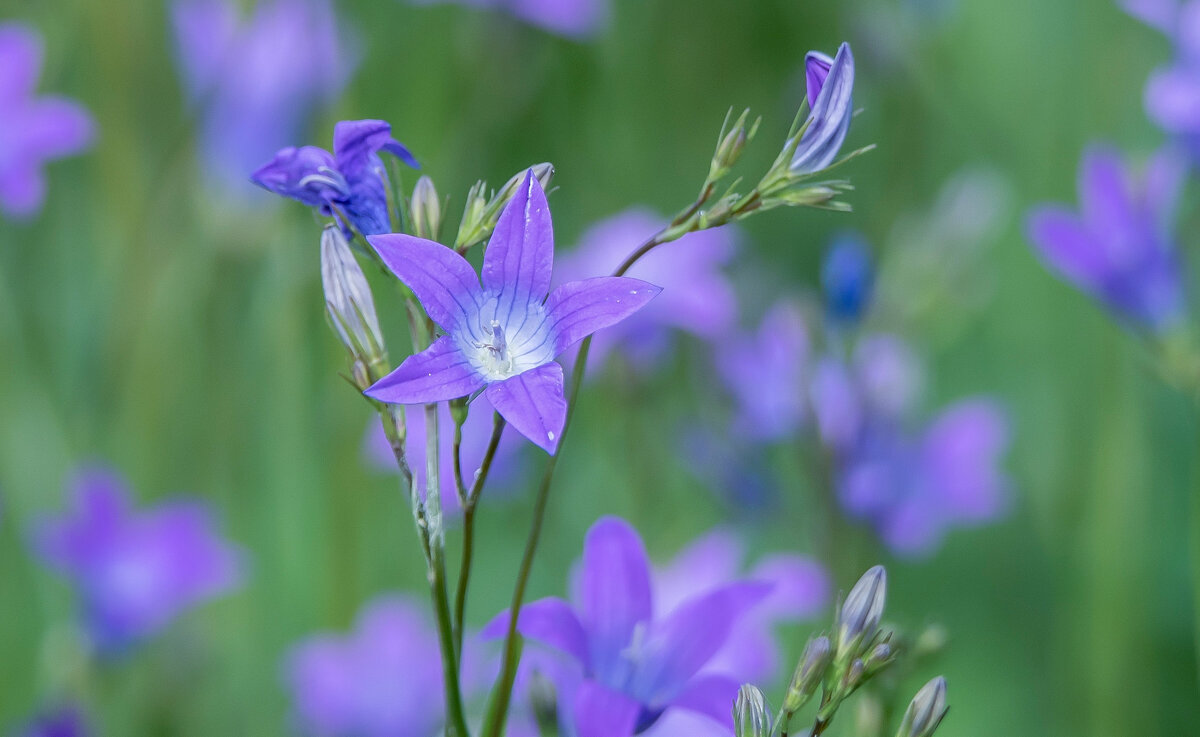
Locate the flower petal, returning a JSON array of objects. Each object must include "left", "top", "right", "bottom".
[
  {"left": 791, "top": 42, "right": 855, "bottom": 175},
  {"left": 484, "top": 169, "right": 556, "bottom": 319},
  {"left": 332, "top": 119, "right": 418, "bottom": 174},
  {"left": 1078, "top": 146, "right": 1137, "bottom": 245},
  {"left": 19, "top": 98, "right": 95, "bottom": 157},
  {"left": 573, "top": 681, "right": 640, "bottom": 737},
  {"left": 250, "top": 145, "right": 340, "bottom": 207},
  {"left": 485, "top": 363, "right": 567, "bottom": 454},
  {"left": 367, "top": 234, "right": 483, "bottom": 331},
  {"left": 365, "top": 336, "right": 485, "bottom": 404},
  {"left": 546, "top": 277, "right": 662, "bottom": 355},
  {"left": 481, "top": 597, "right": 589, "bottom": 666},
  {"left": 668, "top": 674, "right": 741, "bottom": 727},
  {"left": 805, "top": 50, "right": 833, "bottom": 109},
  {"left": 0, "top": 23, "right": 42, "bottom": 105},
  {"left": 1025, "top": 207, "right": 1107, "bottom": 289},
  {"left": 578, "top": 517, "right": 654, "bottom": 686}
]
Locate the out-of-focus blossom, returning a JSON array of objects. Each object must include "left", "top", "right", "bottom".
[
  {"left": 252, "top": 119, "right": 419, "bottom": 236},
  {"left": 810, "top": 334, "right": 922, "bottom": 452},
  {"left": 285, "top": 595, "right": 445, "bottom": 737},
  {"left": 364, "top": 172, "right": 661, "bottom": 454},
  {"left": 12, "top": 705, "right": 89, "bottom": 737},
  {"left": 716, "top": 302, "right": 808, "bottom": 442},
  {"left": 557, "top": 208, "right": 739, "bottom": 371},
  {"left": 30, "top": 466, "right": 243, "bottom": 651},
  {"left": 172, "top": 0, "right": 355, "bottom": 190},
  {"left": 654, "top": 528, "right": 829, "bottom": 683},
  {"left": 363, "top": 395, "right": 524, "bottom": 508},
  {"left": 1122, "top": 0, "right": 1200, "bottom": 152},
  {"left": 791, "top": 43, "right": 855, "bottom": 175},
  {"left": 1026, "top": 145, "right": 1185, "bottom": 332},
  {"left": 821, "top": 233, "right": 874, "bottom": 323},
  {"left": 485, "top": 517, "right": 771, "bottom": 736},
  {"left": 409, "top": 0, "right": 607, "bottom": 39},
  {"left": 0, "top": 23, "right": 94, "bottom": 219}
]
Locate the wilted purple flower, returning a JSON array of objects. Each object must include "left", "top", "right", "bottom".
[
  {"left": 485, "top": 517, "right": 771, "bottom": 736},
  {"left": 556, "top": 208, "right": 739, "bottom": 371},
  {"left": 363, "top": 395, "right": 524, "bottom": 506},
  {"left": 364, "top": 171, "right": 661, "bottom": 454},
  {"left": 251, "top": 119, "right": 419, "bottom": 236},
  {"left": 12, "top": 705, "right": 89, "bottom": 737},
  {"left": 716, "top": 302, "right": 808, "bottom": 442},
  {"left": 0, "top": 23, "right": 94, "bottom": 219},
  {"left": 172, "top": 0, "right": 355, "bottom": 189},
  {"left": 821, "top": 233, "right": 874, "bottom": 322},
  {"left": 30, "top": 466, "right": 243, "bottom": 651},
  {"left": 1026, "top": 145, "right": 1185, "bottom": 331},
  {"left": 409, "top": 0, "right": 607, "bottom": 39},
  {"left": 791, "top": 42, "right": 855, "bottom": 175},
  {"left": 654, "top": 528, "right": 830, "bottom": 683},
  {"left": 285, "top": 595, "right": 445, "bottom": 737}
]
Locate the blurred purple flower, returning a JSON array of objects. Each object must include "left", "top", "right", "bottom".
[
  {"left": 821, "top": 233, "right": 874, "bottom": 323},
  {"left": 654, "top": 529, "right": 829, "bottom": 683},
  {"left": 791, "top": 42, "right": 855, "bottom": 175},
  {"left": 172, "top": 0, "right": 355, "bottom": 190},
  {"left": 0, "top": 23, "right": 94, "bottom": 219},
  {"left": 30, "top": 466, "right": 243, "bottom": 651},
  {"left": 251, "top": 119, "right": 419, "bottom": 236},
  {"left": 556, "top": 208, "right": 740, "bottom": 372},
  {"left": 409, "top": 0, "right": 608, "bottom": 39},
  {"left": 12, "top": 705, "right": 89, "bottom": 737},
  {"left": 716, "top": 302, "right": 809, "bottom": 442},
  {"left": 362, "top": 395, "right": 524, "bottom": 508},
  {"left": 1026, "top": 145, "right": 1185, "bottom": 331},
  {"left": 1122, "top": 0, "right": 1200, "bottom": 152},
  {"left": 285, "top": 595, "right": 446, "bottom": 737},
  {"left": 485, "top": 517, "right": 771, "bottom": 736},
  {"left": 810, "top": 334, "right": 922, "bottom": 452},
  {"left": 364, "top": 172, "right": 661, "bottom": 454}
]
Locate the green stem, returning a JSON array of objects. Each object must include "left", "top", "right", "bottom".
[{"left": 1192, "top": 424, "right": 1200, "bottom": 688}]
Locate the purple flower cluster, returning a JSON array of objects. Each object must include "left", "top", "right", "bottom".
[
  {"left": 409, "top": 0, "right": 608, "bottom": 39},
  {"left": 1123, "top": 0, "right": 1200, "bottom": 155},
  {"left": 172, "top": 0, "right": 355, "bottom": 190},
  {"left": 0, "top": 23, "right": 94, "bottom": 219},
  {"left": 30, "top": 466, "right": 243, "bottom": 651}
]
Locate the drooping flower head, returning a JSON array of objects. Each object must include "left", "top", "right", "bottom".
[
  {"left": 716, "top": 301, "right": 809, "bottom": 442},
  {"left": 252, "top": 119, "right": 419, "bottom": 236},
  {"left": 1026, "top": 145, "right": 1186, "bottom": 332},
  {"left": 30, "top": 466, "right": 243, "bottom": 651},
  {"left": 791, "top": 42, "right": 855, "bottom": 175},
  {"left": 0, "top": 23, "right": 94, "bottom": 219},
  {"left": 285, "top": 595, "right": 448, "bottom": 737},
  {"left": 556, "top": 208, "right": 739, "bottom": 372},
  {"left": 485, "top": 517, "right": 772, "bottom": 736},
  {"left": 172, "top": 0, "right": 354, "bottom": 189},
  {"left": 409, "top": 0, "right": 608, "bottom": 39},
  {"left": 364, "top": 171, "right": 661, "bottom": 454}
]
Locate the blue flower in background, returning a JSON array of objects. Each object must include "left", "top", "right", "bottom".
[
  {"left": 821, "top": 233, "right": 874, "bottom": 323},
  {"left": 12, "top": 705, "right": 89, "bottom": 737},
  {"left": 1122, "top": 0, "right": 1200, "bottom": 155}
]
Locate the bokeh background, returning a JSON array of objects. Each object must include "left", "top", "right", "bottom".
[{"left": 1, "top": 0, "right": 1198, "bottom": 735}]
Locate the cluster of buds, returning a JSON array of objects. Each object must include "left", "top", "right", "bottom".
[
  {"left": 320, "top": 225, "right": 388, "bottom": 392},
  {"left": 454, "top": 163, "right": 555, "bottom": 251}
]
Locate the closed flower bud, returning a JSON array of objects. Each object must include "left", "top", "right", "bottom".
[
  {"left": 454, "top": 164, "right": 555, "bottom": 250},
  {"left": 843, "top": 657, "right": 865, "bottom": 690},
  {"left": 709, "top": 108, "right": 760, "bottom": 182},
  {"left": 785, "top": 635, "right": 832, "bottom": 711},
  {"left": 865, "top": 642, "right": 893, "bottom": 673},
  {"left": 837, "top": 565, "right": 886, "bottom": 657},
  {"left": 896, "top": 677, "right": 948, "bottom": 737},
  {"left": 320, "top": 225, "right": 386, "bottom": 385},
  {"left": 410, "top": 176, "right": 441, "bottom": 241},
  {"left": 495, "top": 162, "right": 555, "bottom": 208},
  {"left": 734, "top": 684, "right": 772, "bottom": 737}
]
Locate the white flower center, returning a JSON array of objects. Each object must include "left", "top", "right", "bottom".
[{"left": 459, "top": 293, "right": 556, "bottom": 381}]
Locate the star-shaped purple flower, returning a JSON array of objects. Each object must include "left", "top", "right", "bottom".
[
  {"left": 1026, "top": 145, "right": 1186, "bottom": 331},
  {"left": 0, "top": 23, "right": 94, "bottom": 219},
  {"left": 30, "top": 466, "right": 244, "bottom": 651},
  {"left": 485, "top": 516, "right": 771, "bottom": 736},
  {"left": 251, "top": 119, "right": 419, "bottom": 236},
  {"left": 364, "top": 171, "right": 661, "bottom": 454},
  {"left": 791, "top": 42, "right": 855, "bottom": 175}
]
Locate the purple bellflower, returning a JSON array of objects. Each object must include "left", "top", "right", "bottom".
[
  {"left": 12, "top": 705, "right": 89, "bottom": 737},
  {"left": 556, "top": 208, "right": 739, "bottom": 371},
  {"left": 1026, "top": 145, "right": 1186, "bottom": 331},
  {"left": 285, "top": 595, "right": 451, "bottom": 737},
  {"left": 30, "top": 466, "right": 243, "bottom": 651},
  {"left": 1122, "top": 0, "right": 1200, "bottom": 154},
  {"left": 821, "top": 233, "right": 874, "bottom": 323},
  {"left": 251, "top": 119, "right": 419, "bottom": 236},
  {"left": 363, "top": 171, "right": 661, "bottom": 454},
  {"left": 716, "top": 301, "right": 809, "bottom": 442},
  {"left": 172, "top": 0, "right": 354, "bottom": 189},
  {"left": 409, "top": 0, "right": 608, "bottom": 39},
  {"left": 0, "top": 23, "right": 94, "bottom": 219},
  {"left": 791, "top": 42, "right": 855, "bottom": 175},
  {"left": 484, "top": 516, "right": 772, "bottom": 736}
]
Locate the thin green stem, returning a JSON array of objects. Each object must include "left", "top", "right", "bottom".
[
  {"left": 453, "top": 413, "right": 507, "bottom": 658},
  {"left": 1192, "top": 425, "right": 1200, "bottom": 688}
]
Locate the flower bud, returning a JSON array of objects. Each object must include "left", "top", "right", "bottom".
[
  {"left": 454, "top": 164, "right": 555, "bottom": 250},
  {"left": 410, "top": 176, "right": 441, "bottom": 241},
  {"left": 790, "top": 42, "right": 855, "bottom": 175},
  {"left": 837, "top": 565, "right": 886, "bottom": 657},
  {"left": 843, "top": 658, "right": 865, "bottom": 691},
  {"left": 821, "top": 233, "right": 874, "bottom": 323},
  {"left": 320, "top": 225, "right": 386, "bottom": 387},
  {"left": 784, "top": 635, "right": 832, "bottom": 711},
  {"left": 450, "top": 396, "right": 469, "bottom": 428},
  {"left": 734, "top": 684, "right": 771, "bottom": 737},
  {"left": 896, "top": 677, "right": 948, "bottom": 737},
  {"left": 865, "top": 642, "right": 894, "bottom": 673},
  {"left": 708, "top": 108, "right": 760, "bottom": 182},
  {"left": 494, "top": 163, "right": 555, "bottom": 208}
]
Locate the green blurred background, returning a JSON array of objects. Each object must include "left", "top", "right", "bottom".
[{"left": 1, "top": 0, "right": 1198, "bottom": 734}]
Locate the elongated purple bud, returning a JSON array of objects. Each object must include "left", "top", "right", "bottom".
[
  {"left": 837, "top": 565, "right": 887, "bottom": 656},
  {"left": 896, "top": 677, "right": 948, "bottom": 737}
]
